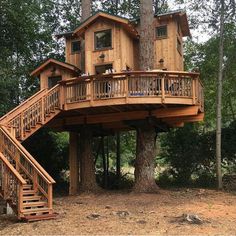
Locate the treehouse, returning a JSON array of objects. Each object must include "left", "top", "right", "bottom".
[{"left": 0, "top": 10, "right": 204, "bottom": 221}]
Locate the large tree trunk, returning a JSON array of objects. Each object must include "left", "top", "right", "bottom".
[
  {"left": 79, "top": 127, "right": 100, "bottom": 192},
  {"left": 69, "top": 132, "right": 79, "bottom": 195},
  {"left": 139, "top": 0, "right": 154, "bottom": 70},
  {"left": 133, "top": 126, "right": 159, "bottom": 192},
  {"left": 81, "top": 0, "right": 92, "bottom": 73},
  {"left": 81, "top": 0, "right": 91, "bottom": 21},
  {"left": 133, "top": 1, "right": 159, "bottom": 193},
  {"left": 216, "top": 0, "right": 225, "bottom": 190}
]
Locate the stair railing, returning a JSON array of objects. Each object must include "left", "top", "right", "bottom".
[
  {"left": 0, "top": 126, "right": 55, "bottom": 213},
  {"left": 0, "top": 152, "right": 26, "bottom": 218},
  {"left": 0, "top": 85, "right": 60, "bottom": 141}
]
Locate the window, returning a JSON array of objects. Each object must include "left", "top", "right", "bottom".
[
  {"left": 95, "top": 64, "right": 113, "bottom": 74},
  {"left": 177, "top": 21, "right": 181, "bottom": 35},
  {"left": 71, "top": 41, "right": 81, "bottom": 53},
  {"left": 94, "top": 29, "right": 112, "bottom": 50},
  {"left": 177, "top": 38, "right": 182, "bottom": 55},
  {"left": 156, "top": 25, "right": 167, "bottom": 38}
]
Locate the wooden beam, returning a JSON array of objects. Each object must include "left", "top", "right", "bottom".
[
  {"left": 163, "top": 113, "right": 204, "bottom": 123},
  {"left": 152, "top": 106, "right": 199, "bottom": 118},
  {"left": 48, "top": 106, "right": 201, "bottom": 128}
]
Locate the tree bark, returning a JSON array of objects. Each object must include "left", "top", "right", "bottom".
[
  {"left": 81, "top": 0, "right": 92, "bottom": 73},
  {"left": 216, "top": 0, "right": 225, "bottom": 190},
  {"left": 69, "top": 132, "right": 79, "bottom": 195},
  {"left": 81, "top": 0, "right": 91, "bottom": 21},
  {"left": 116, "top": 132, "right": 121, "bottom": 184},
  {"left": 79, "top": 127, "right": 100, "bottom": 192},
  {"left": 139, "top": 0, "right": 154, "bottom": 70},
  {"left": 133, "top": 126, "right": 159, "bottom": 193},
  {"left": 133, "top": 0, "right": 158, "bottom": 193}
]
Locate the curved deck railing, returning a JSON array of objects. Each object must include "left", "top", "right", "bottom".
[{"left": 60, "top": 71, "right": 204, "bottom": 112}]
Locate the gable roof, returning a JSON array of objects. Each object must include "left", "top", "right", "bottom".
[
  {"left": 30, "top": 58, "right": 81, "bottom": 77},
  {"left": 56, "top": 10, "right": 190, "bottom": 39},
  {"left": 56, "top": 11, "right": 139, "bottom": 39},
  {"left": 155, "top": 10, "right": 190, "bottom": 37}
]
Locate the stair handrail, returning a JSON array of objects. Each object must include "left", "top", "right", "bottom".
[
  {"left": 0, "top": 152, "right": 26, "bottom": 185},
  {"left": 0, "top": 89, "right": 47, "bottom": 124},
  {"left": 0, "top": 126, "right": 55, "bottom": 184}
]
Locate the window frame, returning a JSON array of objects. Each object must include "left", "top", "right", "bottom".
[
  {"left": 156, "top": 25, "right": 168, "bottom": 39},
  {"left": 71, "top": 40, "right": 81, "bottom": 54},
  {"left": 177, "top": 37, "right": 182, "bottom": 56},
  {"left": 94, "top": 29, "right": 112, "bottom": 51}
]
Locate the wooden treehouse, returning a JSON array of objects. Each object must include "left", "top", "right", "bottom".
[{"left": 0, "top": 10, "right": 204, "bottom": 221}]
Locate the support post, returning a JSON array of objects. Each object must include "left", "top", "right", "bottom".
[
  {"left": 116, "top": 132, "right": 121, "bottom": 185},
  {"left": 69, "top": 132, "right": 79, "bottom": 195}
]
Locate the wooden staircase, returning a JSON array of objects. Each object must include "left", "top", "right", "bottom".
[{"left": 0, "top": 85, "right": 61, "bottom": 221}]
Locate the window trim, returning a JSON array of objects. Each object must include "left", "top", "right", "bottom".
[
  {"left": 177, "top": 37, "right": 182, "bottom": 56},
  {"left": 156, "top": 25, "right": 168, "bottom": 39},
  {"left": 71, "top": 40, "right": 81, "bottom": 54},
  {"left": 94, "top": 29, "right": 112, "bottom": 51}
]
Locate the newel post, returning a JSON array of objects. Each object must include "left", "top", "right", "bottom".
[
  {"left": 90, "top": 78, "right": 94, "bottom": 106},
  {"left": 59, "top": 83, "right": 66, "bottom": 110},
  {"left": 192, "top": 78, "right": 196, "bottom": 105},
  {"left": 48, "top": 184, "right": 53, "bottom": 210},
  {"left": 125, "top": 75, "right": 129, "bottom": 103},
  {"left": 18, "top": 184, "right": 23, "bottom": 219},
  {"left": 161, "top": 74, "right": 165, "bottom": 103},
  {"left": 20, "top": 113, "right": 24, "bottom": 141},
  {"left": 41, "top": 96, "right": 45, "bottom": 124}
]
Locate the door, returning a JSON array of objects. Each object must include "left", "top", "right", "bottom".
[{"left": 48, "top": 76, "right": 62, "bottom": 89}]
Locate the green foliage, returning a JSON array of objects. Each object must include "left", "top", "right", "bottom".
[
  {"left": 159, "top": 121, "right": 236, "bottom": 186},
  {"left": 23, "top": 129, "right": 69, "bottom": 184}
]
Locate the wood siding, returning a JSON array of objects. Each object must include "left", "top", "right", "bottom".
[
  {"left": 65, "top": 37, "right": 82, "bottom": 68},
  {"left": 40, "top": 66, "right": 75, "bottom": 90},
  {"left": 154, "top": 18, "right": 184, "bottom": 71}
]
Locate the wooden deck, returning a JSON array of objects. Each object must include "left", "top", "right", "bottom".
[
  {"left": 60, "top": 71, "right": 204, "bottom": 112},
  {"left": 0, "top": 70, "right": 204, "bottom": 220}
]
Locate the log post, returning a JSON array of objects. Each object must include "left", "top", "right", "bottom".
[
  {"left": 116, "top": 132, "right": 121, "bottom": 185},
  {"left": 133, "top": 125, "right": 159, "bottom": 193},
  {"left": 69, "top": 132, "right": 79, "bottom": 195},
  {"left": 79, "top": 126, "right": 100, "bottom": 192}
]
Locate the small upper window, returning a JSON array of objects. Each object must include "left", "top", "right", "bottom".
[
  {"left": 177, "top": 38, "right": 182, "bottom": 55},
  {"left": 156, "top": 25, "right": 167, "bottom": 39},
  {"left": 71, "top": 41, "right": 81, "bottom": 53},
  {"left": 177, "top": 21, "right": 181, "bottom": 35},
  {"left": 95, "top": 29, "right": 112, "bottom": 50}
]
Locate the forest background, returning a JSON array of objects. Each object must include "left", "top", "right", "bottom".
[{"left": 0, "top": 0, "right": 235, "bottom": 191}]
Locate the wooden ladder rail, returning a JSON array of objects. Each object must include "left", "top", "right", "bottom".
[
  {"left": 0, "top": 126, "right": 56, "bottom": 213},
  {"left": 0, "top": 152, "right": 26, "bottom": 219}
]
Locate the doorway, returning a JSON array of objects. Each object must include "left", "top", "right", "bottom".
[{"left": 48, "top": 76, "right": 62, "bottom": 89}]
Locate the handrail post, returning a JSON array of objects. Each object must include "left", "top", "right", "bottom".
[
  {"left": 59, "top": 84, "right": 65, "bottom": 110},
  {"left": 125, "top": 75, "right": 129, "bottom": 103},
  {"left": 20, "top": 113, "right": 24, "bottom": 141},
  {"left": 41, "top": 96, "right": 45, "bottom": 124},
  {"left": 192, "top": 78, "right": 196, "bottom": 105},
  {"left": 18, "top": 184, "right": 23, "bottom": 219},
  {"left": 90, "top": 78, "right": 94, "bottom": 106},
  {"left": 161, "top": 75, "right": 165, "bottom": 103},
  {"left": 48, "top": 184, "right": 53, "bottom": 210}
]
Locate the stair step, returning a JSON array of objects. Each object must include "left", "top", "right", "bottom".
[
  {"left": 23, "top": 201, "right": 46, "bottom": 208},
  {"left": 23, "top": 190, "right": 36, "bottom": 196},
  {"left": 23, "top": 185, "right": 33, "bottom": 190},
  {"left": 23, "top": 196, "right": 42, "bottom": 201},
  {"left": 22, "top": 207, "right": 50, "bottom": 215},
  {"left": 23, "top": 213, "right": 58, "bottom": 222}
]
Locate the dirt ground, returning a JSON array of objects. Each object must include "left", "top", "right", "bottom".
[{"left": 0, "top": 188, "right": 236, "bottom": 235}]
